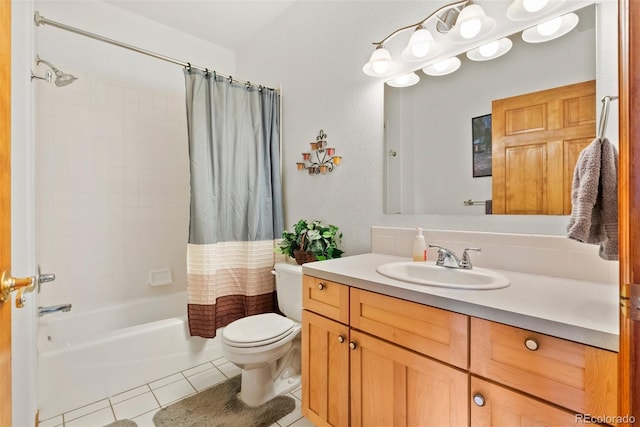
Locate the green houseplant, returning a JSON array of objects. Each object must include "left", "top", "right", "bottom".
[{"left": 276, "top": 219, "right": 344, "bottom": 264}]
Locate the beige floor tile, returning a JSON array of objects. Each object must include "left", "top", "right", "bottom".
[
  {"left": 152, "top": 378, "right": 197, "bottom": 407},
  {"left": 112, "top": 391, "right": 159, "bottom": 420},
  {"left": 65, "top": 407, "right": 115, "bottom": 427}
]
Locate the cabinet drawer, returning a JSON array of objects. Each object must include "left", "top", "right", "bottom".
[
  {"left": 350, "top": 288, "right": 468, "bottom": 369},
  {"left": 470, "top": 317, "right": 617, "bottom": 417},
  {"left": 302, "top": 275, "right": 349, "bottom": 324}
]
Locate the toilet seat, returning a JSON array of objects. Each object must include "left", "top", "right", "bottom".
[{"left": 223, "top": 313, "right": 295, "bottom": 348}]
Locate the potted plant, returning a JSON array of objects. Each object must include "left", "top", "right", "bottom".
[{"left": 275, "top": 219, "right": 344, "bottom": 264}]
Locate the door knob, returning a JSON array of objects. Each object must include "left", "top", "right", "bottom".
[{"left": 1, "top": 265, "right": 55, "bottom": 308}]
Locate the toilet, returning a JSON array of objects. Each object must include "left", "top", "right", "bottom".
[{"left": 221, "top": 262, "right": 302, "bottom": 407}]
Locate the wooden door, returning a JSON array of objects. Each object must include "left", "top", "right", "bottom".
[
  {"left": 618, "top": 0, "right": 640, "bottom": 423},
  {"left": 301, "top": 310, "right": 350, "bottom": 427},
  {"left": 0, "top": 0, "right": 11, "bottom": 425},
  {"left": 492, "top": 80, "right": 596, "bottom": 214},
  {"left": 350, "top": 330, "right": 468, "bottom": 427},
  {"left": 470, "top": 376, "right": 578, "bottom": 426}
]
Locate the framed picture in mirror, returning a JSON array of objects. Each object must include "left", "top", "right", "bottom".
[{"left": 472, "top": 114, "right": 492, "bottom": 177}]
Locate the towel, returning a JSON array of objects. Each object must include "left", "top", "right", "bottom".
[
  {"left": 566, "top": 137, "right": 618, "bottom": 260},
  {"left": 599, "top": 138, "right": 618, "bottom": 260}
]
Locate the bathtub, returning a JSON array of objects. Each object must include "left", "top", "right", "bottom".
[{"left": 38, "top": 292, "right": 222, "bottom": 419}]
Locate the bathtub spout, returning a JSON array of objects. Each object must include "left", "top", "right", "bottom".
[{"left": 38, "top": 304, "right": 72, "bottom": 317}]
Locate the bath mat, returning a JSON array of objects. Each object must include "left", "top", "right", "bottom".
[
  {"left": 104, "top": 420, "right": 137, "bottom": 427},
  {"left": 153, "top": 375, "right": 296, "bottom": 427}
]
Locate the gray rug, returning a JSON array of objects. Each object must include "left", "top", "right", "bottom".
[
  {"left": 104, "top": 421, "right": 137, "bottom": 427},
  {"left": 153, "top": 375, "right": 296, "bottom": 427}
]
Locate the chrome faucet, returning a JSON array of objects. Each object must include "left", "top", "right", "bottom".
[
  {"left": 38, "top": 304, "right": 72, "bottom": 317},
  {"left": 429, "top": 245, "right": 481, "bottom": 269}
]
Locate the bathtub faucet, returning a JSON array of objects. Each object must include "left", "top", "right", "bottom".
[{"left": 38, "top": 304, "right": 72, "bottom": 317}]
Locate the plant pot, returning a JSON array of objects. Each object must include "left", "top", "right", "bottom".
[{"left": 293, "top": 250, "right": 317, "bottom": 265}]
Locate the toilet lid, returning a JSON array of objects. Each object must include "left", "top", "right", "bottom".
[{"left": 223, "top": 313, "right": 295, "bottom": 347}]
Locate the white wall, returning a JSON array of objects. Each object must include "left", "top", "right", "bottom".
[
  {"left": 236, "top": 0, "right": 619, "bottom": 256},
  {"left": 32, "top": 2, "right": 235, "bottom": 308}
]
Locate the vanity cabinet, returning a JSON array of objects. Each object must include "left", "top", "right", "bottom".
[
  {"left": 301, "top": 274, "right": 618, "bottom": 426},
  {"left": 301, "top": 275, "right": 469, "bottom": 427}
]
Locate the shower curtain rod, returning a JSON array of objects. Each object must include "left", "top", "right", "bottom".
[{"left": 33, "top": 11, "right": 278, "bottom": 92}]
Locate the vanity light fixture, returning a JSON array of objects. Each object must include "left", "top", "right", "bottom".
[
  {"left": 387, "top": 72, "right": 421, "bottom": 87},
  {"left": 507, "top": 0, "right": 564, "bottom": 21},
  {"left": 522, "top": 12, "right": 579, "bottom": 43},
  {"left": 296, "top": 130, "right": 342, "bottom": 175},
  {"left": 363, "top": 0, "right": 469, "bottom": 78},
  {"left": 447, "top": 4, "right": 496, "bottom": 42},
  {"left": 466, "top": 38, "right": 513, "bottom": 61},
  {"left": 422, "top": 57, "right": 461, "bottom": 76}
]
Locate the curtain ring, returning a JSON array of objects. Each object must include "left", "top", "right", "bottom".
[
  {"left": 228, "top": 75, "right": 233, "bottom": 84},
  {"left": 186, "top": 62, "right": 191, "bottom": 72},
  {"left": 258, "top": 85, "right": 264, "bottom": 92},
  {"left": 205, "top": 68, "right": 209, "bottom": 77},
  {"left": 245, "top": 81, "right": 251, "bottom": 90},
  {"left": 213, "top": 71, "right": 217, "bottom": 80}
]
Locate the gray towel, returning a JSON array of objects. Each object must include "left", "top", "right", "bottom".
[{"left": 566, "top": 137, "right": 618, "bottom": 260}]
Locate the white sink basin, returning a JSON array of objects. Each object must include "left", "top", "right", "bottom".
[{"left": 376, "top": 262, "right": 510, "bottom": 290}]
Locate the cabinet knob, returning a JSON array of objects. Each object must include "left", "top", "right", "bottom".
[
  {"left": 337, "top": 335, "right": 345, "bottom": 343},
  {"left": 472, "top": 393, "right": 486, "bottom": 407},
  {"left": 524, "top": 338, "right": 539, "bottom": 351},
  {"left": 318, "top": 283, "right": 325, "bottom": 290},
  {"left": 349, "top": 341, "right": 357, "bottom": 350}
]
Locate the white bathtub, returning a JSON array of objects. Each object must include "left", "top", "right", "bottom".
[{"left": 38, "top": 292, "right": 222, "bottom": 419}]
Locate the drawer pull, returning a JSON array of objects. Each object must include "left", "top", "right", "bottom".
[
  {"left": 524, "top": 338, "right": 539, "bottom": 351},
  {"left": 318, "top": 283, "right": 325, "bottom": 290},
  {"left": 349, "top": 341, "right": 357, "bottom": 350},
  {"left": 472, "top": 393, "right": 486, "bottom": 407},
  {"left": 337, "top": 335, "right": 345, "bottom": 343}
]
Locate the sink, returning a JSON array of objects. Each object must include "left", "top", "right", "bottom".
[{"left": 376, "top": 262, "right": 510, "bottom": 290}]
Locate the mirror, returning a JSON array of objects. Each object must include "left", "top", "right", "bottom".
[{"left": 384, "top": 5, "right": 597, "bottom": 215}]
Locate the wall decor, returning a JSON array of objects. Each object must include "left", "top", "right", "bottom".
[
  {"left": 472, "top": 114, "right": 492, "bottom": 178},
  {"left": 296, "top": 129, "right": 342, "bottom": 175}
]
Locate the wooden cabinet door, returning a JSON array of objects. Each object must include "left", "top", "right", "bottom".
[
  {"left": 492, "top": 80, "right": 595, "bottom": 214},
  {"left": 303, "top": 275, "right": 350, "bottom": 324},
  {"left": 470, "top": 376, "right": 579, "bottom": 427},
  {"left": 350, "top": 330, "right": 468, "bottom": 427},
  {"left": 301, "top": 310, "right": 350, "bottom": 427}
]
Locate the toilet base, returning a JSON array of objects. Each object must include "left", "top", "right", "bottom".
[{"left": 239, "top": 365, "right": 301, "bottom": 407}]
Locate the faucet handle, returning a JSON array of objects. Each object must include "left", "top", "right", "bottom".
[{"left": 461, "top": 248, "right": 481, "bottom": 269}]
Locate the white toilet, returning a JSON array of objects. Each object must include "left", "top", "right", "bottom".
[{"left": 221, "top": 262, "right": 302, "bottom": 407}]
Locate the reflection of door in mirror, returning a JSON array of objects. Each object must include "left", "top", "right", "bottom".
[{"left": 491, "top": 80, "right": 595, "bottom": 215}]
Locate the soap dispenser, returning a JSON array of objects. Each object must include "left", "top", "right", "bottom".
[{"left": 412, "top": 227, "right": 427, "bottom": 261}]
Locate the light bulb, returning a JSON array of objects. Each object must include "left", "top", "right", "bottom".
[
  {"left": 522, "top": 0, "right": 549, "bottom": 13},
  {"left": 393, "top": 74, "right": 412, "bottom": 85},
  {"left": 408, "top": 27, "right": 432, "bottom": 58},
  {"left": 369, "top": 46, "right": 392, "bottom": 74},
  {"left": 460, "top": 17, "right": 482, "bottom": 39},
  {"left": 537, "top": 16, "right": 562, "bottom": 36},
  {"left": 478, "top": 40, "right": 500, "bottom": 57},
  {"left": 433, "top": 59, "right": 451, "bottom": 72}
]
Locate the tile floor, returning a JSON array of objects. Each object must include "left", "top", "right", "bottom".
[{"left": 38, "top": 356, "right": 314, "bottom": 427}]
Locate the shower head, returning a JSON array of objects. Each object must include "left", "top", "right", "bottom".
[{"left": 34, "top": 55, "right": 77, "bottom": 87}]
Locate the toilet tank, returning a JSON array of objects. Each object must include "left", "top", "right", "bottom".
[{"left": 273, "top": 262, "right": 303, "bottom": 322}]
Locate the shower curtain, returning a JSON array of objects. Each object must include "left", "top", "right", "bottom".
[{"left": 184, "top": 69, "right": 284, "bottom": 338}]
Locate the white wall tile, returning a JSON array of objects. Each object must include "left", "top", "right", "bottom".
[{"left": 36, "top": 71, "right": 190, "bottom": 308}]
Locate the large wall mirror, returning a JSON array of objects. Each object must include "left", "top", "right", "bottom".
[{"left": 384, "top": 4, "right": 605, "bottom": 215}]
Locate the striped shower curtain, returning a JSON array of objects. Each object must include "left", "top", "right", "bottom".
[{"left": 183, "top": 69, "right": 283, "bottom": 338}]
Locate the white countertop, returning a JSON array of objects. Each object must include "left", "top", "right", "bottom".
[{"left": 302, "top": 253, "right": 620, "bottom": 352}]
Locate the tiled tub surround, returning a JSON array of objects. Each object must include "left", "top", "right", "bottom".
[
  {"left": 372, "top": 227, "right": 619, "bottom": 285},
  {"left": 303, "top": 253, "right": 618, "bottom": 351}
]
